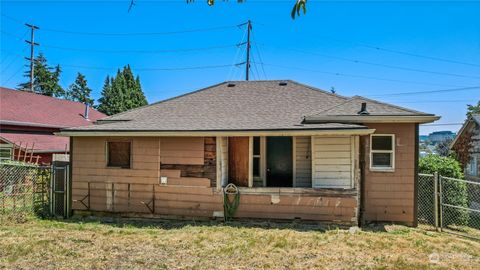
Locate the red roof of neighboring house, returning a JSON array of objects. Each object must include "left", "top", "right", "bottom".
[
  {"left": 0, "top": 87, "right": 106, "bottom": 128},
  {"left": 0, "top": 132, "right": 69, "bottom": 153}
]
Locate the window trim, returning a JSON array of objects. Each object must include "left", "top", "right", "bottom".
[
  {"left": 105, "top": 140, "right": 132, "bottom": 169},
  {"left": 467, "top": 156, "right": 478, "bottom": 177},
  {"left": 0, "top": 144, "right": 13, "bottom": 162},
  {"left": 370, "top": 134, "right": 395, "bottom": 172}
]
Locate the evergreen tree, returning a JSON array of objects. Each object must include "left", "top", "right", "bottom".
[
  {"left": 467, "top": 101, "right": 480, "bottom": 117},
  {"left": 17, "top": 53, "right": 64, "bottom": 97},
  {"left": 97, "top": 65, "right": 147, "bottom": 116},
  {"left": 65, "top": 73, "right": 94, "bottom": 106}
]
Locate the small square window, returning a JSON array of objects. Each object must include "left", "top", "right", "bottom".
[
  {"left": 370, "top": 135, "right": 395, "bottom": 171},
  {"left": 0, "top": 147, "right": 12, "bottom": 162},
  {"left": 107, "top": 141, "right": 131, "bottom": 168}
]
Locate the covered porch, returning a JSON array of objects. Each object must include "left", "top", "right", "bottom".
[{"left": 216, "top": 134, "right": 363, "bottom": 191}]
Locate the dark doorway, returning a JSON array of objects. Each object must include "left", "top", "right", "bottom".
[{"left": 266, "top": 137, "right": 293, "bottom": 187}]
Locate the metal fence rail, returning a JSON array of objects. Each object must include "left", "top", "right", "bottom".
[
  {"left": 417, "top": 173, "right": 436, "bottom": 228},
  {"left": 418, "top": 172, "right": 480, "bottom": 239}
]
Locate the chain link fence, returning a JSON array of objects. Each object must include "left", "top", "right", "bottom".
[
  {"left": 418, "top": 173, "right": 480, "bottom": 239},
  {"left": 417, "top": 173, "right": 436, "bottom": 228},
  {"left": 0, "top": 162, "right": 51, "bottom": 223}
]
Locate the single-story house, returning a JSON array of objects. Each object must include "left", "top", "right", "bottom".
[
  {"left": 451, "top": 114, "right": 480, "bottom": 182},
  {"left": 60, "top": 80, "right": 439, "bottom": 226},
  {"left": 0, "top": 87, "right": 105, "bottom": 164}
]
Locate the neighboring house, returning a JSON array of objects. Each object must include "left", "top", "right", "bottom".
[
  {"left": 0, "top": 87, "right": 105, "bottom": 164},
  {"left": 428, "top": 130, "right": 456, "bottom": 144},
  {"left": 451, "top": 114, "right": 480, "bottom": 182},
  {"left": 59, "top": 80, "right": 439, "bottom": 226}
]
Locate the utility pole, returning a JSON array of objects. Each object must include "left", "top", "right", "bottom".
[
  {"left": 245, "top": 20, "right": 251, "bottom": 81},
  {"left": 25, "top": 23, "right": 39, "bottom": 92},
  {"left": 237, "top": 20, "right": 252, "bottom": 81}
]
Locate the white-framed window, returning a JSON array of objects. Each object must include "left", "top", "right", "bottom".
[
  {"left": 0, "top": 144, "right": 13, "bottom": 162},
  {"left": 467, "top": 156, "right": 478, "bottom": 176},
  {"left": 370, "top": 134, "right": 395, "bottom": 171}
]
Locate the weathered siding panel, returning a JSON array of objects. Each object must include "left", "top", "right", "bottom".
[
  {"left": 363, "top": 123, "right": 416, "bottom": 225},
  {"left": 160, "top": 137, "right": 204, "bottom": 165},
  {"left": 295, "top": 136, "right": 312, "bottom": 187},
  {"left": 312, "top": 136, "right": 353, "bottom": 188},
  {"left": 72, "top": 137, "right": 161, "bottom": 185}
]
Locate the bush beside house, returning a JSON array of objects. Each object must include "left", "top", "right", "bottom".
[{"left": 419, "top": 155, "right": 469, "bottom": 226}]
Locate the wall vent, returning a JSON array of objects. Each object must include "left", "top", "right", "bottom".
[
  {"left": 227, "top": 83, "right": 236, "bottom": 87},
  {"left": 279, "top": 82, "right": 288, "bottom": 86}
]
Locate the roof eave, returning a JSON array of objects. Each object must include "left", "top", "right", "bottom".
[
  {"left": 56, "top": 128, "right": 376, "bottom": 137},
  {"left": 304, "top": 115, "right": 440, "bottom": 124}
]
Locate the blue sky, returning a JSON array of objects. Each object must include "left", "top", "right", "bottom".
[{"left": 1, "top": 0, "right": 479, "bottom": 135}]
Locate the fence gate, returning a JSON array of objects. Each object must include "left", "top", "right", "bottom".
[
  {"left": 50, "top": 161, "right": 71, "bottom": 218},
  {"left": 418, "top": 173, "right": 480, "bottom": 239}
]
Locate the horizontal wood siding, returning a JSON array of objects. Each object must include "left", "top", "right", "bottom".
[
  {"left": 160, "top": 137, "right": 204, "bottom": 165},
  {"left": 72, "top": 183, "right": 357, "bottom": 223},
  {"left": 72, "top": 136, "right": 357, "bottom": 224},
  {"left": 312, "top": 136, "right": 353, "bottom": 188},
  {"left": 363, "top": 123, "right": 416, "bottom": 225},
  {"left": 72, "top": 137, "right": 160, "bottom": 185},
  {"left": 295, "top": 136, "right": 312, "bottom": 187}
]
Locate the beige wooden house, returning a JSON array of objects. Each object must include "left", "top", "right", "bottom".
[{"left": 59, "top": 81, "right": 439, "bottom": 226}]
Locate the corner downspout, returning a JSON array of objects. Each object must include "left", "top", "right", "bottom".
[
  {"left": 358, "top": 135, "right": 366, "bottom": 227},
  {"left": 413, "top": 124, "right": 419, "bottom": 227}
]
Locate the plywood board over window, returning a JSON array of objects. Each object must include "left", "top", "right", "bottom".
[
  {"left": 228, "top": 137, "right": 249, "bottom": 187},
  {"left": 107, "top": 141, "right": 131, "bottom": 169},
  {"left": 160, "top": 137, "right": 204, "bottom": 165}
]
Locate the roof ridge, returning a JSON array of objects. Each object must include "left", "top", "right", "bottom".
[
  {"left": 352, "top": 95, "right": 430, "bottom": 115},
  {"left": 103, "top": 81, "right": 227, "bottom": 120},
  {"left": 1, "top": 87, "right": 94, "bottom": 107},
  {"left": 307, "top": 97, "right": 356, "bottom": 116},
  {"left": 286, "top": 80, "right": 350, "bottom": 100}
]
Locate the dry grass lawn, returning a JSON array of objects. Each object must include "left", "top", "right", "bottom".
[{"left": 1, "top": 217, "right": 479, "bottom": 270}]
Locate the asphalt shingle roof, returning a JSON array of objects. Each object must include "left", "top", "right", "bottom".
[
  {"left": 0, "top": 87, "right": 105, "bottom": 128},
  {"left": 65, "top": 80, "right": 431, "bottom": 132}
]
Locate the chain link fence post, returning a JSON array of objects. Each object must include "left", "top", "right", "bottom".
[{"left": 434, "top": 172, "right": 439, "bottom": 231}]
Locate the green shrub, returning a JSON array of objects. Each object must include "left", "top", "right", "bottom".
[{"left": 419, "top": 155, "right": 469, "bottom": 226}]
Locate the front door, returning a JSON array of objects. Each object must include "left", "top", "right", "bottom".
[{"left": 266, "top": 137, "right": 293, "bottom": 187}]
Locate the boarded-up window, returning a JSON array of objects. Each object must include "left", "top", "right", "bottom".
[{"left": 107, "top": 141, "right": 131, "bottom": 168}]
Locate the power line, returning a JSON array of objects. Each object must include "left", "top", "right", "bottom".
[
  {"left": 61, "top": 63, "right": 235, "bottom": 72},
  {"left": 368, "top": 86, "right": 480, "bottom": 97},
  {"left": 257, "top": 62, "right": 469, "bottom": 88},
  {"left": 39, "top": 43, "right": 237, "bottom": 54},
  {"left": 1, "top": 47, "right": 28, "bottom": 72},
  {"left": 260, "top": 45, "right": 480, "bottom": 80},
  {"left": 393, "top": 99, "right": 474, "bottom": 104},
  {"left": 322, "top": 36, "right": 480, "bottom": 68},
  {"left": 2, "top": 64, "right": 24, "bottom": 85},
  {"left": 256, "top": 21, "right": 480, "bottom": 68},
  {"left": 251, "top": 29, "right": 267, "bottom": 80},
  {"left": 1, "top": 13, "right": 237, "bottom": 36}
]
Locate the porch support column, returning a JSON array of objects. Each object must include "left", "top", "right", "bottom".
[
  {"left": 216, "top": 136, "right": 221, "bottom": 190},
  {"left": 248, "top": 136, "right": 253, "bottom": 187}
]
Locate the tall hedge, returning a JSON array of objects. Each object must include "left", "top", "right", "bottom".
[{"left": 419, "top": 155, "right": 469, "bottom": 226}]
